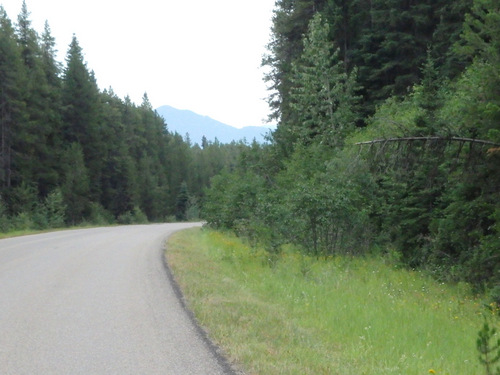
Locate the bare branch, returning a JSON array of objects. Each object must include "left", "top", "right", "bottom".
[{"left": 355, "top": 136, "right": 500, "bottom": 147}]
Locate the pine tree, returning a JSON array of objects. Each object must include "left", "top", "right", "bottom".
[
  {"left": 40, "top": 21, "right": 61, "bottom": 84},
  {"left": 354, "top": 0, "right": 472, "bottom": 117},
  {"left": 288, "top": 13, "right": 360, "bottom": 148},
  {"left": 263, "top": 0, "right": 328, "bottom": 153},
  {"left": 99, "top": 89, "right": 135, "bottom": 217},
  {"left": 456, "top": 0, "right": 500, "bottom": 66},
  {"left": 165, "top": 132, "right": 191, "bottom": 215},
  {"left": 450, "top": 0, "right": 500, "bottom": 140},
  {"left": 39, "top": 21, "right": 64, "bottom": 192},
  {"left": 61, "top": 35, "right": 104, "bottom": 201},
  {"left": 0, "top": 6, "right": 25, "bottom": 193},
  {"left": 432, "top": 0, "right": 473, "bottom": 78},
  {"left": 429, "top": 0, "right": 500, "bottom": 289},
  {"left": 137, "top": 93, "right": 170, "bottom": 220},
  {"left": 175, "top": 181, "right": 189, "bottom": 221},
  {"left": 61, "top": 143, "right": 90, "bottom": 224},
  {"left": 62, "top": 35, "right": 100, "bottom": 145},
  {"left": 15, "top": 1, "right": 60, "bottom": 196},
  {"left": 323, "top": 0, "right": 370, "bottom": 71}
]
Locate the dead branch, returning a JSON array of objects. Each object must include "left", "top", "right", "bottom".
[{"left": 355, "top": 136, "right": 500, "bottom": 147}]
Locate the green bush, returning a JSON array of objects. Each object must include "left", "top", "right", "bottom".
[
  {"left": 88, "top": 202, "right": 114, "bottom": 226},
  {"left": 0, "top": 197, "right": 10, "bottom": 232},
  {"left": 117, "top": 206, "right": 148, "bottom": 225},
  {"left": 44, "top": 189, "right": 66, "bottom": 228}
]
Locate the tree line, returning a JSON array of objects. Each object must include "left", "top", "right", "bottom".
[
  {"left": 0, "top": 2, "right": 247, "bottom": 231},
  {"left": 203, "top": 0, "right": 500, "bottom": 301}
]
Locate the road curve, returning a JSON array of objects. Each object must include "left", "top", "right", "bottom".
[{"left": 0, "top": 224, "right": 234, "bottom": 375}]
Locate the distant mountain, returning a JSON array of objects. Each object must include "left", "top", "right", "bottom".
[{"left": 156, "top": 105, "right": 272, "bottom": 145}]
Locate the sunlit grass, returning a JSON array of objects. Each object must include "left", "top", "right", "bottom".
[{"left": 166, "top": 228, "right": 487, "bottom": 375}]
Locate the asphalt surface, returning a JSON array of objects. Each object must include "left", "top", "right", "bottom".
[{"left": 0, "top": 224, "right": 235, "bottom": 374}]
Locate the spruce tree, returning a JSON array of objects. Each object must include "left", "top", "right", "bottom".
[
  {"left": 432, "top": 0, "right": 473, "bottom": 78},
  {"left": 288, "top": 13, "right": 359, "bottom": 148},
  {"left": 62, "top": 35, "right": 99, "bottom": 145},
  {"left": 39, "top": 21, "right": 64, "bottom": 192},
  {"left": 0, "top": 6, "right": 25, "bottom": 194},
  {"left": 137, "top": 93, "right": 170, "bottom": 220},
  {"left": 98, "top": 89, "right": 135, "bottom": 217},
  {"left": 15, "top": 1, "right": 60, "bottom": 196},
  {"left": 175, "top": 181, "right": 189, "bottom": 221},
  {"left": 61, "top": 143, "right": 90, "bottom": 224},
  {"left": 61, "top": 35, "right": 104, "bottom": 202},
  {"left": 40, "top": 21, "right": 61, "bottom": 82},
  {"left": 263, "top": 0, "right": 328, "bottom": 153}
]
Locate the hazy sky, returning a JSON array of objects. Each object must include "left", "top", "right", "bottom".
[{"left": 1, "top": 0, "right": 276, "bottom": 128}]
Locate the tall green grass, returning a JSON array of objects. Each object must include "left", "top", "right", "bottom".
[{"left": 166, "top": 228, "right": 490, "bottom": 374}]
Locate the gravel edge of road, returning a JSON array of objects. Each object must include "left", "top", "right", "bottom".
[{"left": 160, "top": 241, "right": 242, "bottom": 375}]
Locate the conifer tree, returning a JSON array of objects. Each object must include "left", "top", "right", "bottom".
[
  {"left": 15, "top": 2, "right": 61, "bottom": 196},
  {"left": 98, "top": 89, "right": 135, "bottom": 217},
  {"left": 136, "top": 93, "right": 170, "bottom": 220},
  {"left": 16, "top": 1, "right": 38, "bottom": 69},
  {"left": 39, "top": 21, "right": 64, "bottom": 191},
  {"left": 61, "top": 143, "right": 90, "bottom": 224},
  {"left": 62, "top": 35, "right": 99, "bottom": 146},
  {"left": 40, "top": 21, "right": 61, "bottom": 84},
  {"left": 175, "top": 181, "right": 189, "bottom": 221},
  {"left": 0, "top": 6, "right": 25, "bottom": 193},
  {"left": 432, "top": 0, "right": 473, "bottom": 78},
  {"left": 263, "top": 0, "right": 328, "bottom": 153},
  {"left": 323, "top": 0, "right": 368, "bottom": 71},
  {"left": 288, "top": 13, "right": 359, "bottom": 148},
  {"left": 61, "top": 35, "right": 104, "bottom": 202}
]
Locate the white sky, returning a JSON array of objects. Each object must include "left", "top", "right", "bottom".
[{"left": 1, "top": 0, "right": 276, "bottom": 128}]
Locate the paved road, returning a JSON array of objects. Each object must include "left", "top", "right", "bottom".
[{"left": 0, "top": 224, "right": 234, "bottom": 375}]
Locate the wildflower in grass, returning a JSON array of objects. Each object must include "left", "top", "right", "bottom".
[{"left": 428, "top": 369, "right": 436, "bottom": 374}]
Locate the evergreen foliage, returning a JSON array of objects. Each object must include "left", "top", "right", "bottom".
[
  {"left": 175, "top": 181, "right": 189, "bottom": 222},
  {"left": 263, "top": 0, "right": 473, "bottom": 124},
  {"left": 0, "top": 4, "right": 244, "bottom": 229},
  {"left": 288, "top": 13, "right": 360, "bottom": 148},
  {"left": 1, "top": 0, "right": 499, "bottom": 303},
  {"left": 0, "top": 5, "right": 25, "bottom": 191},
  {"left": 204, "top": 0, "right": 499, "bottom": 302},
  {"left": 477, "top": 320, "right": 500, "bottom": 375}
]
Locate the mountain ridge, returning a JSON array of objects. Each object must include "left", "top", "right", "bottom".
[{"left": 156, "top": 105, "right": 272, "bottom": 145}]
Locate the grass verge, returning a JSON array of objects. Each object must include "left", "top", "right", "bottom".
[
  {"left": 0, "top": 228, "right": 63, "bottom": 239},
  {"left": 166, "top": 228, "right": 490, "bottom": 375},
  {"left": 0, "top": 224, "right": 103, "bottom": 239}
]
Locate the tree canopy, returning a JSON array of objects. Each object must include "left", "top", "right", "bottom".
[
  {"left": 206, "top": 0, "right": 500, "bottom": 301},
  {"left": 1, "top": 0, "right": 499, "bottom": 302},
  {"left": 0, "top": 2, "right": 248, "bottom": 228}
]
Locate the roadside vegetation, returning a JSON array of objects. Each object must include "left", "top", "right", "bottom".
[
  {"left": 0, "top": 2, "right": 249, "bottom": 233},
  {"left": 3, "top": 1, "right": 499, "bottom": 371},
  {"left": 167, "top": 228, "right": 497, "bottom": 375},
  {"left": 203, "top": 0, "right": 500, "bottom": 303}
]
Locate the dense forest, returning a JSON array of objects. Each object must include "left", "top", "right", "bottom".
[
  {"left": 203, "top": 0, "right": 500, "bottom": 300},
  {"left": 1, "top": 1, "right": 499, "bottom": 300},
  {"left": 0, "top": 2, "right": 247, "bottom": 229}
]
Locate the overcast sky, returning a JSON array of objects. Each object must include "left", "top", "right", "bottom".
[{"left": 1, "top": 0, "right": 276, "bottom": 128}]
